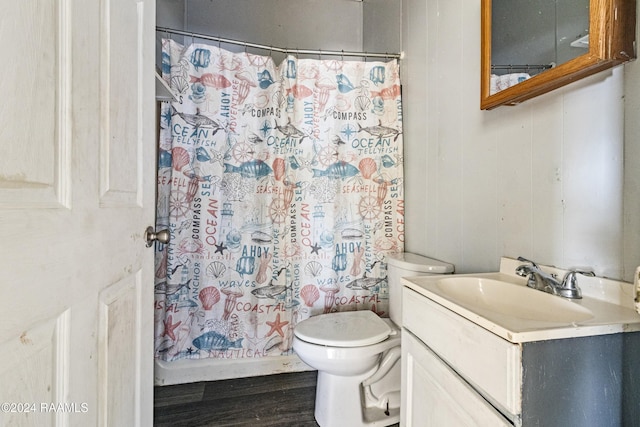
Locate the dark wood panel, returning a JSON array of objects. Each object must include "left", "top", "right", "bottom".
[
  {"left": 154, "top": 370, "right": 399, "bottom": 427},
  {"left": 202, "top": 371, "right": 318, "bottom": 400},
  {"left": 154, "top": 381, "right": 206, "bottom": 408},
  {"left": 154, "top": 371, "right": 319, "bottom": 427}
]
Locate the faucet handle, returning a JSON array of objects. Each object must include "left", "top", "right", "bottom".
[
  {"left": 517, "top": 256, "right": 539, "bottom": 269},
  {"left": 560, "top": 269, "right": 595, "bottom": 299}
]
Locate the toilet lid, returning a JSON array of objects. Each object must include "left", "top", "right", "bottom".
[{"left": 294, "top": 310, "right": 391, "bottom": 347}]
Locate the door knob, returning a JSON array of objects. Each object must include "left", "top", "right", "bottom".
[{"left": 144, "top": 226, "right": 170, "bottom": 247}]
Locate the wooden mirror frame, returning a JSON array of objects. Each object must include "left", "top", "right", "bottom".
[{"left": 481, "top": 0, "right": 636, "bottom": 110}]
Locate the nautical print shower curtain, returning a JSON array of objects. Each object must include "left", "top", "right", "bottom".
[{"left": 155, "top": 39, "right": 404, "bottom": 361}]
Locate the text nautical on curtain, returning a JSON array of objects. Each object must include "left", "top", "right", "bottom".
[{"left": 155, "top": 39, "right": 404, "bottom": 362}]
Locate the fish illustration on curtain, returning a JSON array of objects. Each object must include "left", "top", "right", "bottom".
[{"left": 155, "top": 39, "right": 404, "bottom": 361}]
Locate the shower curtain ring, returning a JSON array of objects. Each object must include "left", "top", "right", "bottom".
[
  {"left": 318, "top": 48, "right": 322, "bottom": 60},
  {"left": 341, "top": 49, "right": 344, "bottom": 61}
]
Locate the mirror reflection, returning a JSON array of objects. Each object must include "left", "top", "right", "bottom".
[{"left": 491, "top": 0, "right": 590, "bottom": 95}]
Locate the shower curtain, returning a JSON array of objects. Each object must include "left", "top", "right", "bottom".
[{"left": 155, "top": 39, "right": 404, "bottom": 362}]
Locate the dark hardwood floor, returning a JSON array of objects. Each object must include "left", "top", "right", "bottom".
[{"left": 154, "top": 371, "right": 320, "bottom": 427}]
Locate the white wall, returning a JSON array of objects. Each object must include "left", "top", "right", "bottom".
[
  {"left": 157, "top": 0, "right": 185, "bottom": 28},
  {"left": 624, "top": 17, "right": 640, "bottom": 283},
  {"left": 401, "top": 0, "right": 632, "bottom": 280},
  {"left": 363, "top": 0, "right": 401, "bottom": 54},
  {"left": 182, "top": 0, "right": 363, "bottom": 63}
]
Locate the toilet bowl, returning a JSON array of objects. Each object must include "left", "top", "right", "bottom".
[
  {"left": 293, "top": 253, "right": 454, "bottom": 427},
  {"left": 293, "top": 311, "right": 402, "bottom": 427}
]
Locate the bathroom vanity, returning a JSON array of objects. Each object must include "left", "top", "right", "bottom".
[{"left": 400, "top": 258, "right": 640, "bottom": 427}]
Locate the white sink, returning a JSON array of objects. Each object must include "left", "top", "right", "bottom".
[
  {"left": 402, "top": 259, "right": 640, "bottom": 343},
  {"left": 433, "top": 276, "right": 593, "bottom": 323}
]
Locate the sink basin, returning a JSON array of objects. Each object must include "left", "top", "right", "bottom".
[
  {"left": 433, "top": 277, "right": 593, "bottom": 323},
  {"left": 402, "top": 264, "right": 640, "bottom": 343}
]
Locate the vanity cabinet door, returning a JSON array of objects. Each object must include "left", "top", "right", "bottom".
[
  {"left": 402, "top": 331, "right": 511, "bottom": 427},
  {"left": 403, "top": 287, "right": 522, "bottom": 416}
]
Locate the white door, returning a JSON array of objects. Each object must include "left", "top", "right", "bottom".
[{"left": 0, "top": 0, "right": 155, "bottom": 426}]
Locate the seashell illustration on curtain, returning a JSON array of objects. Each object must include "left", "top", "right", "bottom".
[{"left": 154, "top": 38, "right": 404, "bottom": 362}]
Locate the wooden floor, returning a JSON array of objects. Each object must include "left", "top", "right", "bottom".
[
  {"left": 154, "top": 371, "right": 400, "bottom": 427},
  {"left": 154, "top": 371, "right": 320, "bottom": 427}
]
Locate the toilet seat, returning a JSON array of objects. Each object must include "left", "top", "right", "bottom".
[{"left": 294, "top": 310, "right": 391, "bottom": 347}]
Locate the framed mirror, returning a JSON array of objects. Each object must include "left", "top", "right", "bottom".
[{"left": 481, "top": 0, "right": 636, "bottom": 110}]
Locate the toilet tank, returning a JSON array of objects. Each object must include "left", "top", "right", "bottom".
[{"left": 386, "top": 253, "right": 454, "bottom": 325}]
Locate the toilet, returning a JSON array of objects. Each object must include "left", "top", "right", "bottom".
[{"left": 293, "top": 253, "right": 454, "bottom": 427}]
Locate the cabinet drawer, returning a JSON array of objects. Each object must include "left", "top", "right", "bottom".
[{"left": 403, "top": 287, "right": 522, "bottom": 417}]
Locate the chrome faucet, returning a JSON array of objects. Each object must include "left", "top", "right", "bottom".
[{"left": 515, "top": 256, "right": 595, "bottom": 299}]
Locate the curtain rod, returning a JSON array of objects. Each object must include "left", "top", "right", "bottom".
[
  {"left": 491, "top": 64, "right": 553, "bottom": 70},
  {"left": 156, "top": 26, "right": 402, "bottom": 60}
]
